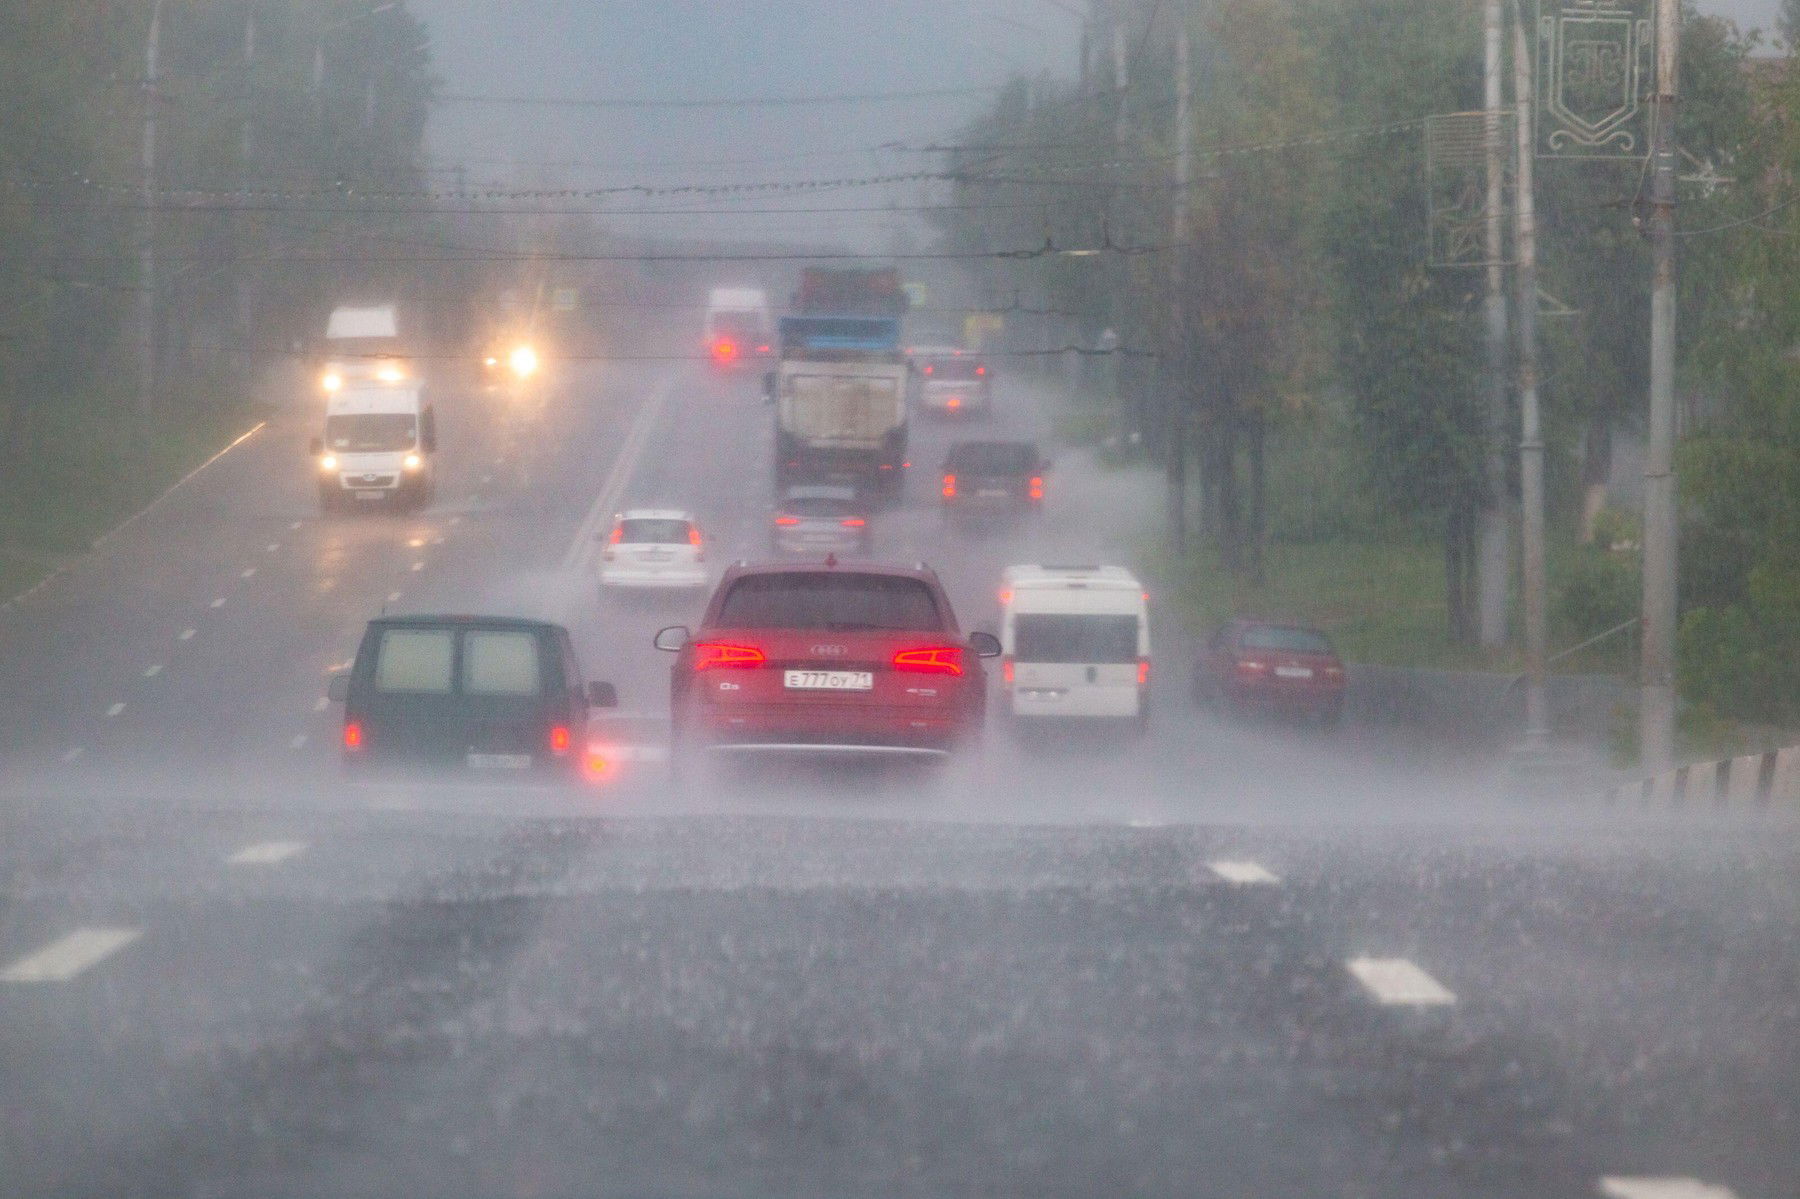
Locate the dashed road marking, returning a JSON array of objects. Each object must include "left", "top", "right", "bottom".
[
  {"left": 227, "top": 840, "right": 309, "bottom": 867},
  {"left": 1346, "top": 957, "right": 1456, "bottom": 1006},
  {"left": 240, "top": 566, "right": 257, "bottom": 579},
  {"left": 1209, "top": 860, "right": 1280, "bottom": 885},
  {"left": 179, "top": 628, "right": 196, "bottom": 641},
  {"left": 410, "top": 561, "right": 424, "bottom": 572},
  {"left": 387, "top": 590, "right": 402, "bottom": 603},
  {"left": 105, "top": 702, "right": 125, "bottom": 718},
  {"left": 0, "top": 927, "right": 143, "bottom": 983},
  {"left": 314, "top": 696, "right": 330, "bottom": 712},
  {"left": 448, "top": 515, "right": 462, "bottom": 526},
  {"left": 60, "top": 747, "right": 84, "bottom": 764},
  {"left": 289, "top": 520, "right": 303, "bottom": 530},
  {"left": 289, "top": 733, "right": 309, "bottom": 749},
  {"left": 407, "top": 537, "right": 425, "bottom": 548},
  {"left": 143, "top": 664, "right": 163, "bottom": 678},
  {"left": 210, "top": 597, "right": 227, "bottom": 609},
  {"left": 266, "top": 542, "right": 280, "bottom": 553},
  {"left": 1599, "top": 1180, "right": 1739, "bottom": 1199}
]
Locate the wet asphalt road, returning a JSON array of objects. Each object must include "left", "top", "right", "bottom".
[{"left": 0, "top": 359, "right": 1796, "bottom": 1198}]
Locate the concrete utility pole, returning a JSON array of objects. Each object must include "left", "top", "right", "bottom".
[
  {"left": 1510, "top": 1, "right": 1549, "bottom": 748},
  {"left": 1641, "top": 0, "right": 1681, "bottom": 772},
  {"left": 1478, "top": 0, "right": 1512, "bottom": 649},
  {"left": 1167, "top": 8, "right": 1192, "bottom": 551},
  {"left": 135, "top": 0, "right": 164, "bottom": 423}
]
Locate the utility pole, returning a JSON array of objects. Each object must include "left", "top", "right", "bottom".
[
  {"left": 1641, "top": 0, "right": 1681, "bottom": 772},
  {"left": 1510, "top": 0, "right": 1549, "bottom": 749},
  {"left": 135, "top": 0, "right": 164, "bottom": 424},
  {"left": 1167, "top": 7, "right": 1192, "bottom": 551},
  {"left": 1478, "top": 0, "right": 1512, "bottom": 649}
]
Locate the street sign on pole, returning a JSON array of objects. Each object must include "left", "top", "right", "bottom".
[{"left": 1535, "top": 0, "right": 1654, "bottom": 158}]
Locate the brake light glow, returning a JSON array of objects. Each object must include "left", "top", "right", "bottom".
[
  {"left": 342, "top": 721, "right": 363, "bottom": 750},
  {"left": 1138, "top": 659, "right": 1151, "bottom": 686},
  {"left": 775, "top": 515, "right": 800, "bottom": 526},
  {"left": 755, "top": 344, "right": 770, "bottom": 354},
  {"left": 947, "top": 397, "right": 961, "bottom": 410},
  {"left": 922, "top": 364, "right": 934, "bottom": 375},
  {"left": 942, "top": 474, "right": 956, "bottom": 499},
  {"left": 688, "top": 526, "right": 703, "bottom": 546},
  {"left": 840, "top": 517, "right": 866, "bottom": 528},
  {"left": 1029, "top": 475, "right": 1044, "bottom": 501},
  {"left": 1002, "top": 657, "right": 1014, "bottom": 684},
  {"left": 695, "top": 642, "right": 765, "bottom": 670},
  {"left": 893, "top": 646, "right": 964, "bottom": 676},
  {"left": 608, "top": 526, "right": 623, "bottom": 544},
  {"left": 975, "top": 365, "right": 986, "bottom": 376},
  {"left": 998, "top": 588, "right": 1012, "bottom": 604},
  {"left": 550, "top": 725, "right": 571, "bottom": 754},
  {"left": 710, "top": 338, "right": 738, "bottom": 363}
]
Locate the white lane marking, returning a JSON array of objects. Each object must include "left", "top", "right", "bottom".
[
  {"left": 563, "top": 379, "right": 673, "bottom": 573},
  {"left": 407, "top": 537, "right": 425, "bottom": 548},
  {"left": 179, "top": 628, "right": 196, "bottom": 641},
  {"left": 1126, "top": 815, "right": 1161, "bottom": 828},
  {"left": 289, "top": 734, "right": 309, "bottom": 749},
  {"left": 409, "top": 561, "right": 424, "bottom": 572},
  {"left": 480, "top": 474, "right": 493, "bottom": 485},
  {"left": 289, "top": 520, "right": 303, "bottom": 530},
  {"left": 60, "top": 747, "right": 84, "bottom": 764},
  {"left": 227, "top": 840, "right": 309, "bottom": 867},
  {"left": 105, "top": 702, "right": 125, "bottom": 718},
  {"left": 0, "top": 927, "right": 143, "bottom": 983},
  {"left": 1346, "top": 957, "right": 1456, "bottom": 1006},
  {"left": 210, "top": 597, "right": 227, "bottom": 609},
  {"left": 386, "top": 591, "right": 402, "bottom": 603},
  {"left": 1599, "top": 1180, "right": 1739, "bottom": 1199},
  {"left": 448, "top": 515, "right": 462, "bottom": 526},
  {"left": 240, "top": 567, "right": 257, "bottom": 579},
  {"left": 314, "top": 696, "right": 330, "bottom": 712},
  {"left": 89, "top": 423, "right": 267, "bottom": 552},
  {"left": 266, "top": 542, "right": 280, "bottom": 553},
  {"left": 143, "top": 664, "right": 163, "bottom": 678},
  {"left": 1210, "top": 860, "right": 1280, "bottom": 885}
]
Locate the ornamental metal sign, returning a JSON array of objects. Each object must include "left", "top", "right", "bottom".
[
  {"left": 1536, "top": 0, "right": 1653, "bottom": 159},
  {"left": 1427, "top": 110, "right": 1515, "bottom": 268}
]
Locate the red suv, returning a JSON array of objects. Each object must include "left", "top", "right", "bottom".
[
  {"left": 654, "top": 562, "right": 1000, "bottom": 768},
  {"left": 1193, "top": 619, "right": 1347, "bottom": 726}
]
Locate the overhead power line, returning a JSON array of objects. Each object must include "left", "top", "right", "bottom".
[{"left": 433, "top": 84, "right": 1003, "bottom": 110}]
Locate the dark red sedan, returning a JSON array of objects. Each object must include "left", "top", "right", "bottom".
[
  {"left": 1192, "top": 619, "right": 1347, "bottom": 726},
  {"left": 654, "top": 561, "right": 1000, "bottom": 773}
]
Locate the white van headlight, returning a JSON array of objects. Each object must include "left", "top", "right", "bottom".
[
  {"left": 402, "top": 452, "right": 423, "bottom": 471},
  {"left": 319, "top": 453, "right": 339, "bottom": 471},
  {"left": 321, "top": 372, "right": 342, "bottom": 392}
]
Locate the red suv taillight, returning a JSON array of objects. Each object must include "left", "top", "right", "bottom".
[
  {"left": 893, "top": 646, "right": 964, "bottom": 676},
  {"left": 549, "top": 725, "right": 571, "bottom": 755},
  {"left": 343, "top": 721, "right": 363, "bottom": 750},
  {"left": 1002, "top": 657, "right": 1015, "bottom": 684},
  {"left": 942, "top": 474, "right": 957, "bottom": 499},
  {"left": 1029, "top": 475, "right": 1044, "bottom": 501},
  {"left": 841, "top": 517, "right": 866, "bottom": 528},
  {"left": 695, "top": 642, "right": 766, "bottom": 670}
]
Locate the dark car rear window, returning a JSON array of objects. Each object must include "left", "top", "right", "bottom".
[
  {"left": 370, "top": 626, "right": 545, "bottom": 695},
  {"left": 715, "top": 573, "right": 942, "bottom": 631},
  {"left": 1240, "top": 626, "right": 1335, "bottom": 655},
  {"left": 782, "top": 498, "right": 861, "bottom": 518},
  {"left": 1014, "top": 614, "right": 1140, "bottom": 664},
  {"left": 618, "top": 518, "right": 691, "bottom": 544},
  {"left": 946, "top": 442, "right": 1036, "bottom": 473}
]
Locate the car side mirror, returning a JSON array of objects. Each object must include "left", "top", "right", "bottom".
[
  {"left": 309, "top": 437, "right": 324, "bottom": 457},
  {"left": 968, "top": 631, "right": 1002, "bottom": 659},
  {"left": 586, "top": 681, "right": 618, "bottom": 708},
  {"left": 327, "top": 675, "right": 349, "bottom": 702},
  {"left": 653, "top": 625, "right": 691, "bottom": 652}
]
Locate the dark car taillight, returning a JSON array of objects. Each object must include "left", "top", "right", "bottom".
[
  {"left": 343, "top": 721, "right": 364, "bottom": 750},
  {"left": 893, "top": 646, "right": 964, "bottom": 676},
  {"left": 549, "top": 725, "right": 571, "bottom": 755},
  {"left": 695, "top": 642, "right": 766, "bottom": 671},
  {"left": 941, "top": 474, "right": 956, "bottom": 499}
]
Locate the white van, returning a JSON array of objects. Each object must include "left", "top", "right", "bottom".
[
  {"left": 313, "top": 382, "right": 436, "bottom": 512},
  {"left": 1000, "top": 565, "right": 1150, "bottom": 727}
]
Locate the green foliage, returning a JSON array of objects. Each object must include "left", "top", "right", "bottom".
[{"left": 1556, "top": 547, "right": 1640, "bottom": 643}]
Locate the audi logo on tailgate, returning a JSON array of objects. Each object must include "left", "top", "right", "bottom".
[{"left": 809, "top": 644, "right": 847, "bottom": 657}]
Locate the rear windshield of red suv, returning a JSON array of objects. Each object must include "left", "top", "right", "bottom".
[
  {"left": 1241, "top": 627, "right": 1335, "bottom": 655},
  {"left": 714, "top": 573, "right": 942, "bottom": 631}
]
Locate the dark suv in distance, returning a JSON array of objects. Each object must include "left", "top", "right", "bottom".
[
  {"left": 654, "top": 561, "right": 1000, "bottom": 769},
  {"left": 330, "top": 615, "right": 616, "bottom": 779},
  {"left": 941, "top": 440, "right": 1046, "bottom": 515}
]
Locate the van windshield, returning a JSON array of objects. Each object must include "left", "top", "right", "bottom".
[
  {"left": 1013, "top": 613, "right": 1139, "bottom": 664},
  {"left": 326, "top": 412, "right": 416, "bottom": 452},
  {"left": 716, "top": 573, "right": 940, "bottom": 631}
]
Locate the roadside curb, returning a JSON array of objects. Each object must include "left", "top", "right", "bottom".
[{"left": 1608, "top": 746, "right": 1800, "bottom": 812}]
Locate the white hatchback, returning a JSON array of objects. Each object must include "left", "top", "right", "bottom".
[{"left": 600, "top": 509, "right": 708, "bottom": 590}]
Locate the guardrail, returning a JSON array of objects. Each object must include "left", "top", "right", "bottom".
[{"left": 1609, "top": 746, "right": 1800, "bottom": 810}]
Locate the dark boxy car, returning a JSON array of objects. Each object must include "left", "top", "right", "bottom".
[
  {"left": 771, "top": 485, "right": 872, "bottom": 556},
  {"left": 654, "top": 562, "right": 1000, "bottom": 766},
  {"left": 330, "top": 615, "right": 616, "bottom": 778},
  {"left": 1192, "top": 619, "right": 1346, "bottom": 726},
  {"left": 941, "top": 440, "right": 1045, "bottom": 514}
]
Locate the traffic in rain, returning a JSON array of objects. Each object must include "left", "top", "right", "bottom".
[{"left": 0, "top": 2, "right": 1796, "bottom": 1197}]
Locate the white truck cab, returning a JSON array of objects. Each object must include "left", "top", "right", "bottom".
[
  {"left": 1000, "top": 565, "right": 1150, "bottom": 728},
  {"left": 313, "top": 382, "right": 436, "bottom": 512}
]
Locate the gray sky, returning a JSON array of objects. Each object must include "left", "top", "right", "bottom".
[{"left": 410, "top": 0, "right": 1784, "bottom": 246}]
